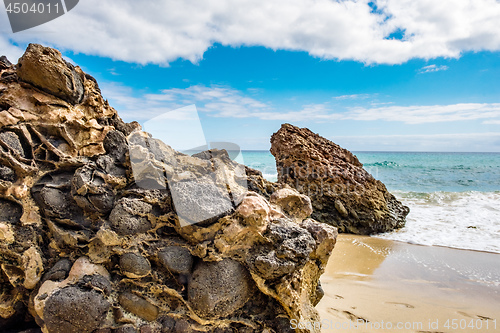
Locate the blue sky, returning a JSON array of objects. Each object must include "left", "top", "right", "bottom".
[{"left": 1, "top": 0, "right": 500, "bottom": 151}]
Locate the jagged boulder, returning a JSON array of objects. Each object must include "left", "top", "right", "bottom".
[
  {"left": 17, "top": 44, "right": 84, "bottom": 105},
  {"left": 270, "top": 123, "right": 409, "bottom": 234},
  {"left": 0, "top": 45, "right": 337, "bottom": 333}
]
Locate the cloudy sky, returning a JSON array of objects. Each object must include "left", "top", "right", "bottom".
[{"left": 1, "top": 0, "right": 500, "bottom": 151}]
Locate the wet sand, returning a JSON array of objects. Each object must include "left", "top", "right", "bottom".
[{"left": 316, "top": 235, "right": 500, "bottom": 333}]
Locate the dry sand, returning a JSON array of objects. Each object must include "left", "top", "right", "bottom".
[{"left": 315, "top": 235, "right": 500, "bottom": 333}]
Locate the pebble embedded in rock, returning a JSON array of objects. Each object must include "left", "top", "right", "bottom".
[
  {"left": 334, "top": 199, "right": 349, "bottom": 218},
  {"left": 169, "top": 180, "right": 234, "bottom": 226},
  {"left": 42, "top": 259, "right": 72, "bottom": 282},
  {"left": 270, "top": 187, "right": 313, "bottom": 220},
  {"left": 0, "top": 199, "right": 23, "bottom": 225},
  {"left": 188, "top": 259, "right": 253, "bottom": 319},
  {"left": 82, "top": 274, "right": 112, "bottom": 296},
  {"left": 109, "top": 198, "right": 152, "bottom": 235},
  {"left": 43, "top": 286, "right": 110, "bottom": 333},
  {"left": 251, "top": 250, "right": 296, "bottom": 280},
  {"left": 0, "top": 165, "right": 16, "bottom": 182},
  {"left": 0, "top": 132, "right": 25, "bottom": 157},
  {"left": 118, "top": 292, "right": 159, "bottom": 322},
  {"left": 157, "top": 246, "right": 193, "bottom": 275},
  {"left": 266, "top": 219, "right": 316, "bottom": 261},
  {"left": 120, "top": 253, "right": 151, "bottom": 278},
  {"left": 72, "top": 165, "right": 115, "bottom": 216},
  {"left": 103, "top": 130, "right": 128, "bottom": 163}
]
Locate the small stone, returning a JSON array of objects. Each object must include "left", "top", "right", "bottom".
[
  {"left": 109, "top": 198, "right": 152, "bottom": 235},
  {"left": 251, "top": 250, "right": 296, "bottom": 280},
  {"left": 43, "top": 287, "right": 110, "bottom": 333},
  {"left": 334, "top": 200, "right": 348, "bottom": 218},
  {"left": 118, "top": 292, "right": 159, "bottom": 322},
  {"left": 236, "top": 194, "right": 270, "bottom": 229},
  {"left": 188, "top": 259, "right": 253, "bottom": 319},
  {"left": 0, "top": 132, "right": 25, "bottom": 157},
  {"left": 120, "top": 253, "right": 151, "bottom": 278},
  {"left": 270, "top": 187, "right": 313, "bottom": 220},
  {"left": 266, "top": 219, "right": 316, "bottom": 261},
  {"left": 300, "top": 218, "right": 338, "bottom": 263},
  {"left": 103, "top": 130, "right": 128, "bottom": 163},
  {"left": 82, "top": 274, "right": 112, "bottom": 296},
  {"left": 157, "top": 246, "right": 193, "bottom": 275},
  {"left": 72, "top": 165, "right": 115, "bottom": 216},
  {"left": 22, "top": 247, "right": 44, "bottom": 289},
  {"left": 0, "top": 198, "right": 23, "bottom": 225},
  {"left": 160, "top": 316, "right": 176, "bottom": 331},
  {"left": 169, "top": 180, "right": 234, "bottom": 226},
  {"left": 0, "top": 165, "right": 16, "bottom": 182},
  {"left": 42, "top": 259, "right": 72, "bottom": 282}
]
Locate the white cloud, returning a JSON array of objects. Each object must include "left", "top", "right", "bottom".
[
  {"left": 2, "top": 0, "right": 500, "bottom": 65},
  {"left": 0, "top": 39, "right": 22, "bottom": 63},
  {"left": 103, "top": 83, "right": 500, "bottom": 126},
  {"left": 344, "top": 103, "right": 500, "bottom": 124},
  {"left": 333, "top": 94, "right": 372, "bottom": 100},
  {"left": 101, "top": 83, "right": 271, "bottom": 121},
  {"left": 418, "top": 64, "right": 449, "bottom": 73}
]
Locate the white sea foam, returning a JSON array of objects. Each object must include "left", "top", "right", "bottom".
[
  {"left": 263, "top": 173, "right": 278, "bottom": 182},
  {"left": 376, "top": 191, "right": 500, "bottom": 254}
]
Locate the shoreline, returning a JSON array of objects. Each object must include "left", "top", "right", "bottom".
[
  {"left": 316, "top": 235, "right": 500, "bottom": 333},
  {"left": 372, "top": 236, "right": 500, "bottom": 256}
]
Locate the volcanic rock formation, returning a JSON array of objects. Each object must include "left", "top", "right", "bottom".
[
  {"left": 0, "top": 44, "right": 337, "bottom": 333},
  {"left": 270, "top": 124, "right": 409, "bottom": 234}
]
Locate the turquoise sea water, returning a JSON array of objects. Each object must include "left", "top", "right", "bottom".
[{"left": 241, "top": 151, "right": 500, "bottom": 253}]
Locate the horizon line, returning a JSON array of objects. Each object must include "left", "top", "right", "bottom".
[{"left": 239, "top": 149, "right": 500, "bottom": 154}]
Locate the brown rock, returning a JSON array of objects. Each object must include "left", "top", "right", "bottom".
[
  {"left": 118, "top": 292, "right": 159, "bottom": 322},
  {"left": 0, "top": 45, "right": 339, "bottom": 333},
  {"left": 270, "top": 186, "right": 313, "bottom": 220},
  {"left": 271, "top": 123, "right": 409, "bottom": 234},
  {"left": 245, "top": 166, "right": 277, "bottom": 199},
  {"left": 120, "top": 253, "right": 151, "bottom": 278},
  {"left": 17, "top": 44, "right": 84, "bottom": 104}
]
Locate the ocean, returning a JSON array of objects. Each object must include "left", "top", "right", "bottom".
[{"left": 241, "top": 151, "right": 500, "bottom": 254}]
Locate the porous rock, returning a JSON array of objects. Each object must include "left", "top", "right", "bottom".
[
  {"left": 108, "top": 198, "right": 153, "bottom": 235},
  {"left": 17, "top": 43, "right": 84, "bottom": 104},
  {"left": 188, "top": 259, "right": 253, "bottom": 319},
  {"left": 43, "top": 287, "right": 110, "bottom": 333},
  {"left": 120, "top": 253, "right": 151, "bottom": 278},
  {"left": 157, "top": 245, "right": 193, "bottom": 275},
  {"left": 0, "top": 45, "right": 338, "bottom": 333},
  {"left": 271, "top": 123, "right": 410, "bottom": 234}
]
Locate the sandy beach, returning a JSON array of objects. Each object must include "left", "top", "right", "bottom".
[{"left": 316, "top": 235, "right": 500, "bottom": 333}]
